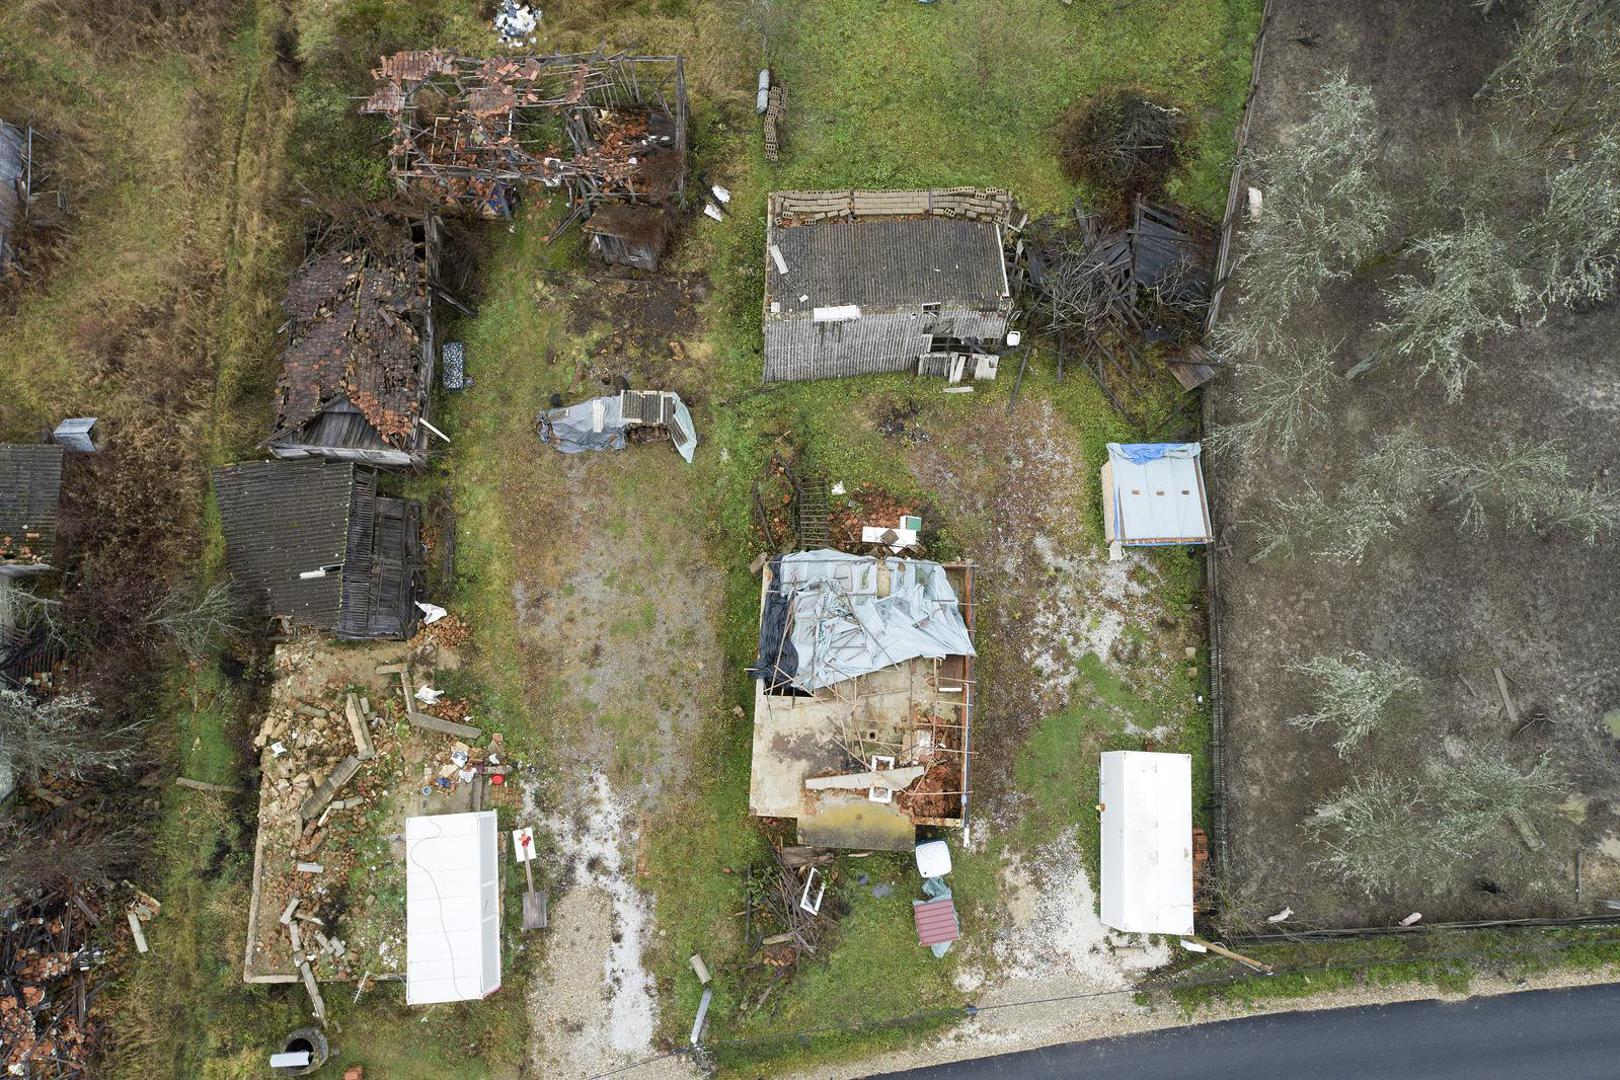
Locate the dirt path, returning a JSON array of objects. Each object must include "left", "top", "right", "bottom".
[{"left": 500, "top": 444, "right": 724, "bottom": 1077}]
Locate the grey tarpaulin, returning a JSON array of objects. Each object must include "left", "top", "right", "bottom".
[
  {"left": 536, "top": 391, "right": 698, "bottom": 463},
  {"left": 754, "top": 550, "right": 974, "bottom": 693}
]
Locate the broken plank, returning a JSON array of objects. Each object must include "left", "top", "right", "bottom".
[
  {"left": 406, "top": 711, "right": 483, "bottom": 739},
  {"left": 1507, "top": 806, "right": 1545, "bottom": 851},
  {"left": 299, "top": 755, "right": 361, "bottom": 821},
  {"left": 175, "top": 776, "right": 242, "bottom": 794},
  {"left": 279, "top": 898, "right": 301, "bottom": 926},
  {"left": 804, "top": 766, "right": 925, "bottom": 792},
  {"left": 1494, "top": 667, "right": 1522, "bottom": 729},
  {"left": 126, "top": 911, "right": 148, "bottom": 955},
  {"left": 299, "top": 961, "right": 327, "bottom": 1026},
  {"left": 345, "top": 693, "right": 377, "bottom": 761}
]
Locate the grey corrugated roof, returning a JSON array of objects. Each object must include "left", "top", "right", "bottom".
[
  {"left": 0, "top": 444, "right": 63, "bottom": 567},
  {"left": 769, "top": 218, "right": 1006, "bottom": 316},
  {"left": 213, "top": 460, "right": 356, "bottom": 630}
]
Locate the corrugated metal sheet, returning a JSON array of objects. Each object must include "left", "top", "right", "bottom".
[
  {"left": 768, "top": 218, "right": 1006, "bottom": 316},
  {"left": 913, "top": 897, "right": 960, "bottom": 947},
  {"left": 0, "top": 444, "right": 63, "bottom": 568}
]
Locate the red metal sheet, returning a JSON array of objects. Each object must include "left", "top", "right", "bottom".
[{"left": 913, "top": 897, "right": 960, "bottom": 947}]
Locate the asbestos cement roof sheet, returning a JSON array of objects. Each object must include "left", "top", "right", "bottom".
[{"left": 769, "top": 218, "right": 1007, "bottom": 316}]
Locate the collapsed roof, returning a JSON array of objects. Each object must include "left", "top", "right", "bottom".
[
  {"left": 269, "top": 215, "right": 436, "bottom": 463},
  {"left": 749, "top": 553, "right": 977, "bottom": 850},
  {"left": 362, "top": 49, "right": 688, "bottom": 240},
  {"left": 753, "top": 551, "right": 975, "bottom": 693},
  {"left": 213, "top": 460, "right": 422, "bottom": 640},
  {"left": 0, "top": 444, "right": 63, "bottom": 570}
]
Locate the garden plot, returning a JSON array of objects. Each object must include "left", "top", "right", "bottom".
[{"left": 1208, "top": 0, "right": 1620, "bottom": 927}]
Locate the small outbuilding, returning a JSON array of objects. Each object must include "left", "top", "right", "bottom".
[
  {"left": 0, "top": 444, "right": 64, "bottom": 576},
  {"left": 1098, "top": 750, "right": 1194, "bottom": 936},
  {"left": 763, "top": 189, "right": 1017, "bottom": 383},
  {"left": 1101, "top": 442, "right": 1212, "bottom": 552},
  {"left": 213, "top": 459, "right": 423, "bottom": 640},
  {"left": 267, "top": 214, "right": 439, "bottom": 468},
  {"left": 404, "top": 811, "right": 501, "bottom": 1005}
]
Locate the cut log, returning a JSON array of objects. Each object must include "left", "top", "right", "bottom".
[
  {"left": 299, "top": 755, "right": 361, "bottom": 821},
  {"left": 406, "top": 711, "right": 483, "bottom": 739},
  {"left": 1494, "top": 667, "right": 1522, "bottom": 729}
]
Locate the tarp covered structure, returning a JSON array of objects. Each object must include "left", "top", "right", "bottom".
[
  {"left": 1098, "top": 750, "right": 1194, "bottom": 936},
  {"left": 752, "top": 550, "right": 975, "bottom": 693},
  {"left": 1101, "top": 442, "right": 1212, "bottom": 547},
  {"left": 405, "top": 811, "right": 501, "bottom": 1005},
  {"left": 536, "top": 390, "right": 697, "bottom": 463}
]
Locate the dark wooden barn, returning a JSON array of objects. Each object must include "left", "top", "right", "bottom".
[{"left": 213, "top": 460, "right": 423, "bottom": 640}]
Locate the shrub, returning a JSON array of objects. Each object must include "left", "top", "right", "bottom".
[{"left": 1057, "top": 87, "right": 1188, "bottom": 199}]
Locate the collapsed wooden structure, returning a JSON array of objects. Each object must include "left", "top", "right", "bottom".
[
  {"left": 1023, "top": 196, "right": 1216, "bottom": 435},
  {"left": 362, "top": 49, "right": 688, "bottom": 268},
  {"left": 267, "top": 212, "right": 441, "bottom": 468},
  {"left": 213, "top": 460, "right": 423, "bottom": 641}
]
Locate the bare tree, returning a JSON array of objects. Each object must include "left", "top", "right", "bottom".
[
  {"left": 1304, "top": 773, "right": 1462, "bottom": 897},
  {"left": 1521, "top": 133, "right": 1620, "bottom": 308},
  {"left": 1250, "top": 429, "right": 1429, "bottom": 564},
  {"left": 1436, "top": 435, "right": 1620, "bottom": 541},
  {"left": 1426, "top": 750, "right": 1567, "bottom": 843},
  {"left": 1224, "top": 73, "right": 1388, "bottom": 355},
  {"left": 1480, "top": 0, "right": 1620, "bottom": 129},
  {"left": 143, "top": 579, "right": 246, "bottom": 663},
  {"left": 1207, "top": 334, "right": 1338, "bottom": 457},
  {"left": 1287, "top": 651, "right": 1420, "bottom": 756},
  {"left": 0, "top": 816, "right": 142, "bottom": 903},
  {"left": 0, "top": 689, "right": 141, "bottom": 785},
  {"left": 1374, "top": 217, "right": 1533, "bottom": 399}
]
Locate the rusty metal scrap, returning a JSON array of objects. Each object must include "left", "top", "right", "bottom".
[{"left": 361, "top": 49, "right": 688, "bottom": 235}]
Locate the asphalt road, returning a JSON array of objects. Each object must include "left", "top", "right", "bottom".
[{"left": 874, "top": 983, "right": 1620, "bottom": 1080}]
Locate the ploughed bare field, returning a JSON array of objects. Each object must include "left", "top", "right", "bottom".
[{"left": 1209, "top": 0, "right": 1620, "bottom": 928}]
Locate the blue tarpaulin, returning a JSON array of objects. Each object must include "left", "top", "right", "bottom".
[{"left": 1110, "top": 443, "right": 1197, "bottom": 465}]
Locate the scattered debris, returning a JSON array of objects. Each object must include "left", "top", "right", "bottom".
[
  {"left": 492, "top": 0, "right": 539, "bottom": 44},
  {"left": 537, "top": 389, "right": 698, "bottom": 463}
]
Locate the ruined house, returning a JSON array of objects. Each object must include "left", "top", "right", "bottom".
[
  {"left": 748, "top": 551, "right": 976, "bottom": 850},
  {"left": 0, "top": 121, "right": 32, "bottom": 273},
  {"left": 0, "top": 444, "right": 63, "bottom": 576},
  {"left": 763, "top": 189, "right": 1017, "bottom": 382},
  {"left": 213, "top": 460, "right": 422, "bottom": 640},
  {"left": 362, "top": 49, "right": 687, "bottom": 270},
  {"left": 267, "top": 215, "right": 440, "bottom": 468}
]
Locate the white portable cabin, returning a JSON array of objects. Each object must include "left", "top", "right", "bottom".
[
  {"left": 1101, "top": 443, "right": 1213, "bottom": 548},
  {"left": 1098, "top": 751, "right": 1194, "bottom": 936},
  {"left": 405, "top": 810, "right": 502, "bottom": 1005}
]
